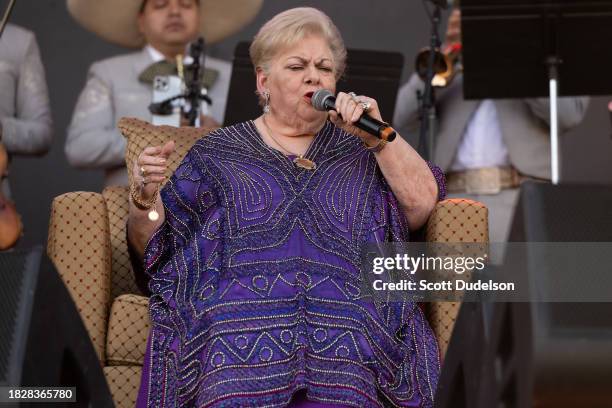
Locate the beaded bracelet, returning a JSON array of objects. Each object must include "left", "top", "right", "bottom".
[{"left": 130, "top": 184, "right": 160, "bottom": 221}]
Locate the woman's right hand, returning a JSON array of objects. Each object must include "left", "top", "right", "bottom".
[{"left": 132, "top": 140, "right": 175, "bottom": 201}]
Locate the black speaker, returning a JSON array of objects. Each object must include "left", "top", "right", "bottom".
[
  {"left": 436, "top": 182, "right": 612, "bottom": 407},
  {"left": 223, "top": 42, "right": 404, "bottom": 127},
  {"left": 509, "top": 181, "right": 612, "bottom": 242},
  {"left": 0, "top": 246, "right": 113, "bottom": 407}
]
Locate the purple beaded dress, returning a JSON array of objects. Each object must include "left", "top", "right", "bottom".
[{"left": 135, "top": 120, "right": 446, "bottom": 407}]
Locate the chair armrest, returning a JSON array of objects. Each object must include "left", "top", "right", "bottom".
[
  {"left": 424, "top": 198, "right": 489, "bottom": 358},
  {"left": 47, "top": 192, "right": 112, "bottom": 363},
  {"left": 426, "top": 198, "right": 489, "bottom": 243}
]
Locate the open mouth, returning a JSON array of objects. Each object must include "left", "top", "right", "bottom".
[{"left": 304, "top": 91, "right": 315, "bottom": 103}]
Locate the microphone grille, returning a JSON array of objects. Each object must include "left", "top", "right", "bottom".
[{"left": 311, "top": 89, "right": 333, "bottom": 111}]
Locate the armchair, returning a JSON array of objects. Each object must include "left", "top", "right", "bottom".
[{"left": 47, "top": 118, "right": 488, "bottom": 407}]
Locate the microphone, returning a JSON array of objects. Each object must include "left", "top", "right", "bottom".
[{"left": 311, "top": 89, "right": 396, "bottom": 142}]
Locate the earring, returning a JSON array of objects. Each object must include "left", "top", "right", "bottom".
[{"left": 263, "top": 90, "right": 270, "bottom": 114}]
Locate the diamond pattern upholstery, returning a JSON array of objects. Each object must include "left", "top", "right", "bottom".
[
  {"left": 106, "top": 294, "right": 150, "bottom": 366},
  {"left": 103, "top": 186, "right": 140, "bottom": 298},
  {"left": 103, "top": 366, "right": 143, "bottom": 408},
  {"left": 425, "top": 198, "right": 489, "bottom": 358},
  {"left": 47, "top": 192, "right": 111, "bottom": 362}
]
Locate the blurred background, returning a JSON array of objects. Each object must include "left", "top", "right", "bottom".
[{"left": 7, "top": 0, "right": 612, "bottom": 247}]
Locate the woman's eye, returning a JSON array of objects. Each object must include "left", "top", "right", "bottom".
[
  {"left": 289, "top": 66, "right": 303, "bottom": 71},
  {"left": 319, "top": 67, "right": 333, "bottom": 72}
]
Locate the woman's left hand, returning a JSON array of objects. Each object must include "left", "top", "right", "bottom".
[{"left": 328, "top": 92, "right": 382, "bottom": 145}]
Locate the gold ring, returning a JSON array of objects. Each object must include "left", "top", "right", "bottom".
[{"left": 140, "top": 166, "right": 146, "bottom": 177}]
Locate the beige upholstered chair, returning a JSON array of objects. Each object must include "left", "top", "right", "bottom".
[{"left": 47, "top": 118, "right": 488, "bottom": 407}]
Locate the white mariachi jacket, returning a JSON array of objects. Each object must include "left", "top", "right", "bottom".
[
  {"left": 0, "top": 24, "right": 53, "bottom": 197},
  {"left": 66, "top": 47, "right": 231, "bottom": 187}
]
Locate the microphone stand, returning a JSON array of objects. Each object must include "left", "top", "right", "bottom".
[
  {"left": 0, "top": 0, "right": 17, "bottom": 38},
  {"left": 418, "top": 2, "right": 443, "bottom": 161},
  {"left": 148, "top": 37, "right": 212, "bottom": 127},
  {"left": 183, "top": 37, "right": 211, "bottom": 126}
]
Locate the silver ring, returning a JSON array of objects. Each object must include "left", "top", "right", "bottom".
[
  {"left": 359, "top": 101, "right": 372, "bottom": 111},
  {"left": 348, "top": 91, "right": 358, "bottom": 102}
]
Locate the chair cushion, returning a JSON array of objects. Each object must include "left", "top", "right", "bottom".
[
  {"left": 117, "top": 117, "right": 214, "bottom": 190},
  {"left": 106, "top": 294, "right": 150, "bottom": 366},
  {"left": 102, "top": 186, "right": 142, "bottom": 298},
  {"left": 103, "top": 365, "right": 142, "bottom": 408}
]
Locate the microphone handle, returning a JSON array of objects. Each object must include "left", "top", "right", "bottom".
[
  {"left": 321, "top": 95, "right": 396, "bottom": 141},
  {"left": 354, "top": 114, "right": 397, "bottom": 142}
]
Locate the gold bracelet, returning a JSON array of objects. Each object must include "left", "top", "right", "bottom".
[
  {"left": 363, "top": 138, "right": 388, "bottom": 153},
  {"left": 130, "top": 184, "right": 158, "bottom": 210}
]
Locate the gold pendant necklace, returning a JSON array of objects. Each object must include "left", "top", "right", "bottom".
[
  {"left": 293, "top": 156, "right": 316, "bottom": 170},
  {"left": 262, "top": 117, "right": 317, "bottom": 170}
]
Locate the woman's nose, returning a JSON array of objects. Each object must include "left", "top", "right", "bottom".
[{"left": 304, "top": 65, "right": 320, "bottom": 84}]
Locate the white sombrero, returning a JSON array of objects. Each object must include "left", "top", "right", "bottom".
[{"left": 67, "top": 0, "right": 263, "bottom": 47}]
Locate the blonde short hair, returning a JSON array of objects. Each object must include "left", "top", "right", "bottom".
[{"left": 249, "top": 7, "right": 347, "bottom": 81}]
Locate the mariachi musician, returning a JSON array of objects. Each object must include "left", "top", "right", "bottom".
[
  {"left": 393, "top": 7, "right": 590, "bottom": 243},
  {"left": 0, "top": 20, "right": 53, "bottom": 250},
  {"left": 65, "top": 0, "right": 262, "bottom": 187}
]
